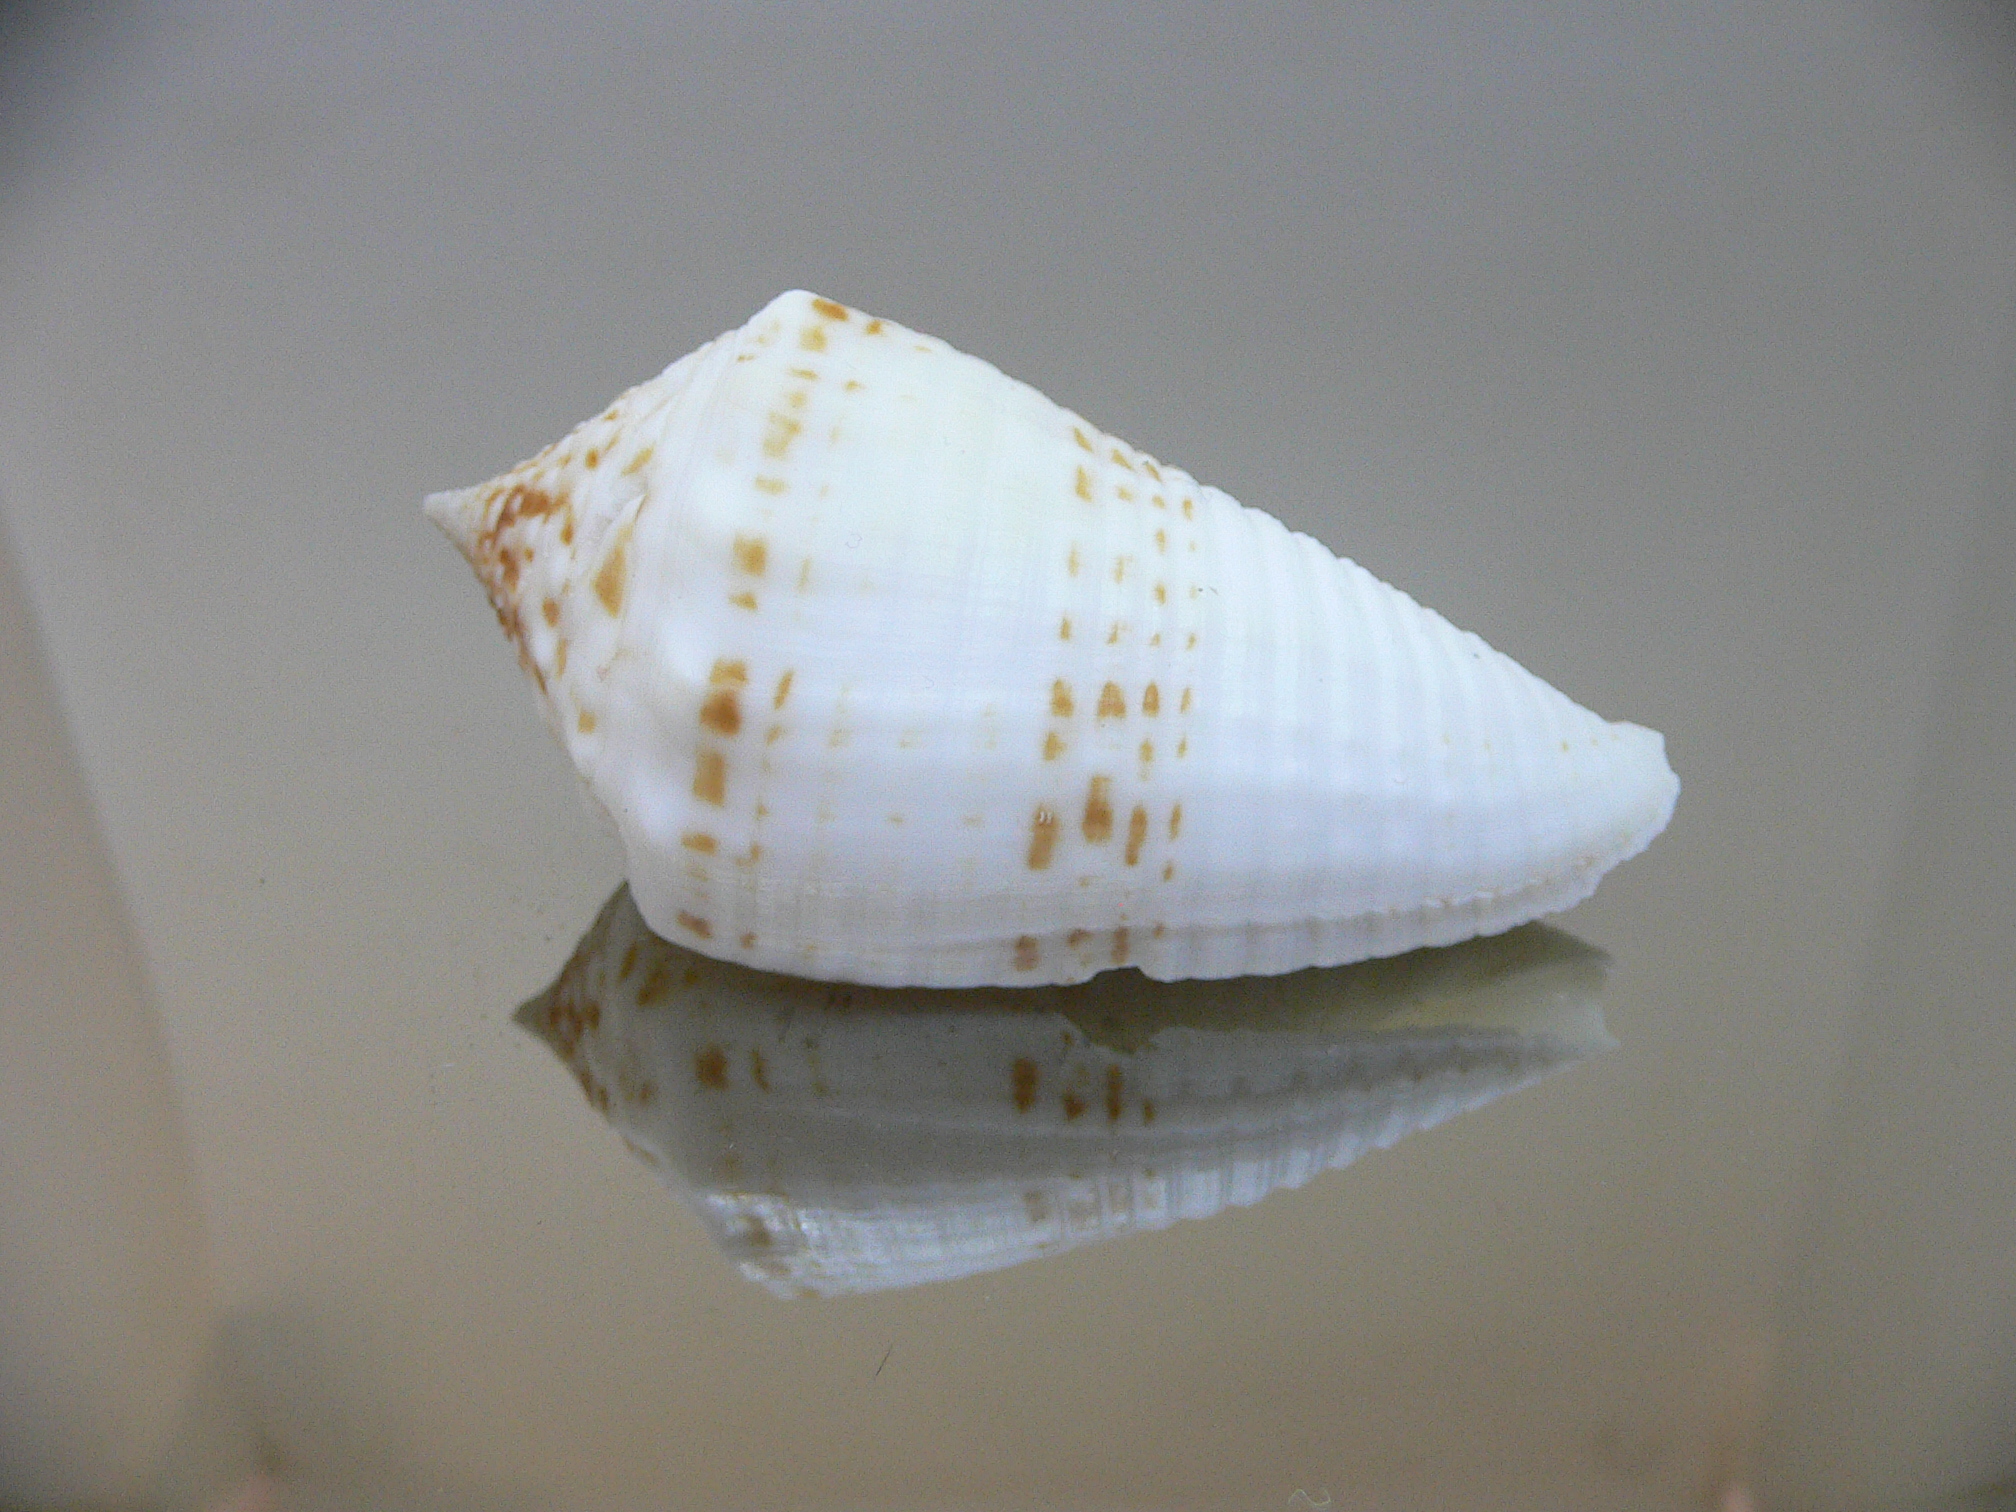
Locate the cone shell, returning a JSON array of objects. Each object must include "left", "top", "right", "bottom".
[
  {"left": 430, "top": 291, "right": 1676, "bottom": 986},
  {"left": 517, "top": 886, "right": 1614, "bottom": 1298}
]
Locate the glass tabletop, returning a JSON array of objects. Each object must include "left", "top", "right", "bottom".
[{"left": 2, "top": 5, "right": 2012, "bottom": 1509}]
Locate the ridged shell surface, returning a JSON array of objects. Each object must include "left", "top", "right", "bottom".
[
  {"left": 517, "top": 886, "right": 1614, "bottom": 1297},
  {"left": 430, "top": 291, "right": 1676, "bottom": 986}
]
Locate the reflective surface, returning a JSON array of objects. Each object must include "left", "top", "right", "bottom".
[
  {"left": 520, "top": 888, "right": 1613, "bottom": 1297},
  {"left": 2, "top": 4, "right": 2014, "bottom": 1509}
]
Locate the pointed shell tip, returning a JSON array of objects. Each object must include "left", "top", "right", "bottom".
[{"left": 423, "top": 486, "right": 482, "bottom": 559}]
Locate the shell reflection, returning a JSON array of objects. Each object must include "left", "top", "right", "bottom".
[{"left": 517, "top": 885, "right": 1614, "bottom": 1297}]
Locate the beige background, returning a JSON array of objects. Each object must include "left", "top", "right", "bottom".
[{"left": 1, "top": 2, "right": 2013, "bottom": 1508}]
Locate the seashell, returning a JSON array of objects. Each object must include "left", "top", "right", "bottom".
[
  {"left": 430, "top": 291, "right": 1676, "bottom": 986},
  {"left": 517, "top": 885, "right": 1615, "bottom": 1298}
]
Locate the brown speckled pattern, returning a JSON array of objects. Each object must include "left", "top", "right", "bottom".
[
  {"left": 432, "top": 291, "right": 1677, "bottom": 987},
  {"left": 515, "top": 886, "right": 1614, "bottom": 1297}
]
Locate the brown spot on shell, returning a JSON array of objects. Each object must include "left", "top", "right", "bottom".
[
  {"left": 754, "top": 476, "right": 787, "bottom": 495},
  {"left": 1105, "top": 1064, "right": 1125, "bottom": 1122},
  {"left": 799, "top": 325, "right": 827, "bottom": 352},
  {"left": 864, "top": 318, "right": 885, "bottom": 335},
  {"left": 1109, "top": 447, "right": 1134, "bottom": 472},
  {"left": 729, "top": 590, "right": 758, "bottom": 610},
  {"left": 1097, "top": 682, "right": 1126, "bottom": 719},
  {"left": 1180, "top": 687, "right": 1193, "bottom": 712},
  {"left": 1027, "top": 806, "right": 1059, "bottom": 869},
  {"left": 750, "top": 1048, "right": 771, "bottom": 1090},
  {"left": 1051, "top": 679, "right": 1074, "bottom": 718},
  {"left": 763, "top": 413, "right": 802, "bottom": 457},
  {"left": 542, "top": 598, "right": 560, "bottom": 627},
  {"left": 1142, "top": 682, "right": 1160, "bottom": 716},
  {"left": 1068, "top": 547, "right": 1080, "bottom": 576},
  {"left": 1011, "top": 1055, "right": 1039, "bottom": 1106},
  {"left": 577, "top": 709, "right": 596, "bottom": 734},
  {"left": 733, "top": 535, "right": 768, "bottom": 576},
  {"left": 592, "top": 528, "right": 630, "bottom": 616},
  {"left": 682, "top": 832, "right": 718, "bottom": 853},
  {"left": 1169, "top": 802, "right": 1182, "bottom": 839},
  {"left": 1142, "top": 1097, "right": 1157, "bottom": 1124},
  {"left": 700, "top": 687, "right": 741, "bottom": 736},
  {"left": 694, "top": 1045, "right": 728, "bottom": 1089},
  {"left": 810, "top": 297, "right": 849, "bottom": 321},
  {"left": 693, "top": 749, "right": 727, "bottom": 806},
  {"left": 1013, "top": 938, "right": 1041, "bottom": 976},
  {"left": 622, "top": 446, "right": 654, "bottom": 476},
  {"left": 1073, "top": 426, "right": 1094, "bottom": 453},
  {"left": 1112, "top": 926, "right": 1129, "bottom": 965},
  {"left": 711, "top": 659, "right": 748, "bottom": 685},
  {"left": 677, "top": 911, "right": 713, "bottom": 939},
  {"left": 1082, "top": 776, "right": 1113, "bottom": 842},
  {"left": 772, "top": 670, "right": 794, "bottom": 709},
  {"left": 492, "top": 481, "right": 565, "bottom": 527},
  {"left": 1059, "top": 616, "right": 1072, "bottom": 640},
  {"left": 1043, "top": 731, "right": 1066, "bottom": 760},
  {"left": 1125, "top": 804, "right": 1148, "bottom": 864},
  {"left": 619, "top": 941, "right": 639, "bottom": 980},
  {"left": 636, "top": 961, "right": 672, "bottom": 1004},
  {"left": 1154, "top": 582, "right": 1167, "bottom": 604},
  {"left": 1075, "top": 466, "right": 1093, "bottom": 502},
  {"left": 633, "top": 959, "right": 673, "bottom": 1008},
  {"left": 585, "top": 447, "right": 600, "bottom": 469},
  {"left": 1062, "top": 1089, "right": 1087, "bottom": 1121}
]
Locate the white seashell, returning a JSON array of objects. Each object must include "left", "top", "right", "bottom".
[
  {"left": 517, "top": 886, "right": 1614, "bottom": 1297},
  {"left": 430, "top": 291, "right": 1676, "bottom": 986}
]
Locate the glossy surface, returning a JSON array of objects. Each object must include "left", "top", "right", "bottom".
[
  {"left": 2, "top": 5, "right": 2013, "bottom": 1510},
  {"left": 430, "top": 292, "right": 1674, "bottom": 986},
  {"left": 519, "top": 888, "right": 1613, "bottom": 1296}
]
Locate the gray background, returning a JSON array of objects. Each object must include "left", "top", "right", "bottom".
[{"left": 2, "top": 2, "right": 2013, "bottom": 1508}]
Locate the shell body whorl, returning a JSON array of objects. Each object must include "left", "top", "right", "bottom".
[{"left": 428, "top": 290, "right": 1677, "bottom": 986}]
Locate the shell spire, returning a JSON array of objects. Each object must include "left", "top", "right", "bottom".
[
  {"left": 421, "top": 485, "right": 479, "bottom": 561},
  {"left": 427, "top": 290, "right": 1677, "bottom": 987}
]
